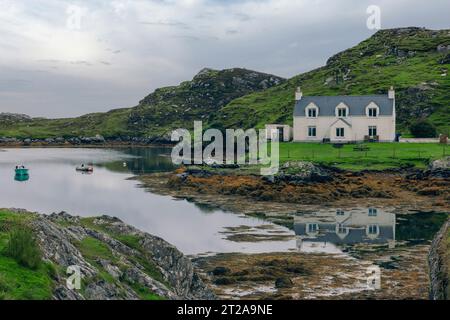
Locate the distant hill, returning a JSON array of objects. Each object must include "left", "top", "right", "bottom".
[
  {"left": 0, "top": 68, "right": 284, "bottom": 140},
  {"left": 1, "top": 27, "right": 449, "bottom": 140}
]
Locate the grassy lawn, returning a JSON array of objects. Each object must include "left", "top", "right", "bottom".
[
  {"left": 0, "top": 210, "right": 54, "bottom": 300},
  {"left": 278, "top": 142, "right": 449, "bottom": 170}
]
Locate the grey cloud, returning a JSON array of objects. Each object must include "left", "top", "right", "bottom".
[
  {"left": 226, "top": 29, "right": 239, "bottom": 35},
  {"left": 140, "top": 20, "right": 191, "bottom": 30}
]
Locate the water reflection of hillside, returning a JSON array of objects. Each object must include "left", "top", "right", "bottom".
[{"left": 102, "top": 147, "right": 177, "bottom": 174}]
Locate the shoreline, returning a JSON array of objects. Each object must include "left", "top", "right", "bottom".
[
  {"left": 0, "top": 142, "right": 174, "bottom": 149},
  {"left": 134, "top": 166, "right": 450, "bottom": 230}
]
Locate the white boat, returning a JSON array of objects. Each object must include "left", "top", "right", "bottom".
[{"left": 76, "top": 165, "right": 93, "bottom": 172}]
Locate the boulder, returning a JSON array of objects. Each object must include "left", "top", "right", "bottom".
[
  {"left": 278, "top": 161, "right": 333, "bottom": 183},
  {"left": 429, "top": 157, "right": 450, "bottom": 170}
]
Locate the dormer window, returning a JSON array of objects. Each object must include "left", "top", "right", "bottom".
[
  {"left": 306, "top": 104, "right": 319, "bottom": 118},
  {"left": 366, "top": 102, "right": 380, "bottom": 118},
  {"left": 335, "top": 103, "right": 349, "bottom": 118},
  {"left": 308, "top": 108, "right": 317, "bottom": 117},
  {"left": 368, "top": 108, "right": 378, "bottom": 117},
  {"left": 337, "top": 108, "right": 347, "bottom": 117}
]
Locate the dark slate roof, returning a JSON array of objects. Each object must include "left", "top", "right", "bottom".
[{"left": 294, "top": 95, "right": 394, "bottom": 117}]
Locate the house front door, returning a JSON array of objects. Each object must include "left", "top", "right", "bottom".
[{"left": 277, "top": 127, "right": 284, "bottom": 142}]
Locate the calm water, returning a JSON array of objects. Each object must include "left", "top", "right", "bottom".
[
  {"left": 1, "top": 148, "right": 447, "bottom": 257},
  {"left": 0, "top": 148, "right": 296, "bottom": 255}
]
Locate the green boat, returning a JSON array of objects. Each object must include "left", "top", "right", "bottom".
[
  {"left": 14, "top": 174, "right": 29, "bottom": 182},
  {"left": 15, "top": 168, "right": 29, "bottom": 175}
]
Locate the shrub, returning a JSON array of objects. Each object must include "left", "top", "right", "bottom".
[
  {"left": 410, "top": 120, "right": 437, "bottom": 138},
  {"left": 6, "top": 226, "right": 42, "bottom": 270}
]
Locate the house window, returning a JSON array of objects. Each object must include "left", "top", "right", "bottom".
[
  {"left": 308, "top": 108, "right": 318, "bottom": 118},
  {"left": 369, "top": 126, "right": 377, "bottom": 137},
  {"left": 368, "top": 208, "right": 378, "bottom": 216},
  {"left": 337, "top": 108, "right": 347, "bottom": 117},
  {"left": 368, "top": 108, "right": 378, "bottom": 117},
  {"left": 368, "top": 225, "right": 378, "bottom": 235},
  {"left": 308, "top": 126, "right": 317, "bottom": 137},
  {"left": 336, "top": 209, "right": 345, "bottom": 216},
  {"left": 336, "top": 128, "right": 345, "bottom": 137},
  {"left": 307, "top": 223, "right": 319, "bottom": 233},
  {"left": 337, "top": 224, "right": 347, "bottom": 234}
]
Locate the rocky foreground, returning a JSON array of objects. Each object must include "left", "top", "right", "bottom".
[
  {"left": 1, "top": 209, "right": 215, "bottom": 300},
  {"left": 429, "top": 219, "right": 450, "bottom": 300}
]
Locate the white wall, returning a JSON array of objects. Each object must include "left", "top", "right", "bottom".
[{"left": 293, "top": 116, "right": 396, "bottom": 142}]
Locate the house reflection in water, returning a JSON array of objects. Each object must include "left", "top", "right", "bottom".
[{"left": 294, "top": 208, "right": 396, "bottom": 253}]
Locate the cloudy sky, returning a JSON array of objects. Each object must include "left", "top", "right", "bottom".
[{"left": 0, "top": 0, "right": 449, "bottom": 118}]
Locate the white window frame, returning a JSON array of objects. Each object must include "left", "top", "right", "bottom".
[
  {"left": 366, "top": 102, "right": 380, "bottom": 118},
  {"left": 368, "top": 126, "right": 377, "bottom": 137},
  {"left": 308, "top": 126, "right": 317, "bottom": 137},
  {"left": 336, "top": 127, "right": 345, "bottom": 138},
  {"left": 307, "top": 223, "right": 319, "bottom": 234},
  {"left": 368, "top": 108, "right": 378, "bottom": 117},
  {"left": 337, "top": 108, "right": 347, "bottom": 117},
  {"left": 367, "top": 224, "right": 379, "bottom": 235},
  {"left": 337, "top": 224, "right": 346, "bottom": 234},
  {"left": 335, "top": 103, "right": 349, "bottom": 118},
  {"left": 305, "top": 103, "right": 319, "bottom": 118},
  {"left": 368, "top": 208, "right": 378, "bottom": 216}
]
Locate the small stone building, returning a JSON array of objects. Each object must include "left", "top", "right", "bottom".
[{"left": 265, "top": 124, "right": 292, "bottom": 142}]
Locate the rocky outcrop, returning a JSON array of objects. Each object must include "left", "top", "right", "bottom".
[
  {"left": 25, "top": 211, "right": 215, "bottom": 300},
  {"left": 428, "top": 219, "right": 449, "bottom": 300},
  {"left": 430, "top": 157, "right": 450, "bottom": 170},
  {"left": 0, "top": 113, "right": 32, "bottom": 124},
  {"left": 277, "top": 161, "right": 333, "bottom": 183}
]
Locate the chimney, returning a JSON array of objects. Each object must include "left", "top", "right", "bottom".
[
  {"left": 388, "top": 86, "right": 395, "bottom": 100},
  {"left": 295, "top": 87, "right": 303, "bottom": 101}
]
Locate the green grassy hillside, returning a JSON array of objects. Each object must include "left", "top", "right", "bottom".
[{"left": 209, "top": 27, "right": 450, "bottom": 135}]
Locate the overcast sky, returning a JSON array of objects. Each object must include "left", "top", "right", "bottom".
[{"left": 0, "top": 0, "right": 449, "bottom": 118}]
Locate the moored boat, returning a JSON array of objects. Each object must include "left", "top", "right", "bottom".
[
  {"left": 76, "top": 165, "right": 94, "bottom": 172},
  {"left": 15, "top": 167, "right": 29, "bottom": 175}
]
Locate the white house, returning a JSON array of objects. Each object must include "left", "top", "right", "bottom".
[{"left": 293, "top": 87, "right": 396, "bottom": 142}]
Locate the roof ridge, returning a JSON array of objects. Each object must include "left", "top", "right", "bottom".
[{"left": 303, "top": 94, "right": 387, "bottom": 98}]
